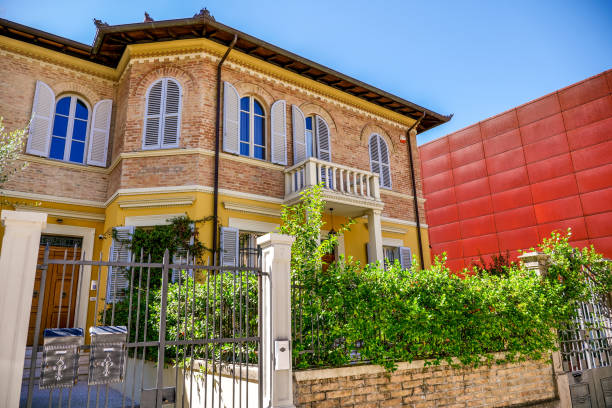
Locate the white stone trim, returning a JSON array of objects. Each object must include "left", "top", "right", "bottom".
[
  {"left": 381, "top": 216, "right": 428, "bottom": 229},
  {"left": 125, "top": 213, "right": 186, "bottom": 227},
  {"left": 0, "top": 189, "right": 105, "bottom": 208},
  {"left": 223, "top": 201, "right": 281, "bottom": 217},
  {"left": 118, "top": 196, "right": 195, "bottom": 208},
  {"left": 14, "top": 205, "right": 105, "bottom": 221},
  {"left": 41, "top": 223, "right": 95, "bottom": 335},
  {"left": 228, "top": 218, "right": 279, "bottom": 233},
  {"left": 382, "top": 237, "right": 404, "bottom": 247},
  {"left": 380, "top": 188, "right": 426, "bottom": 203}
]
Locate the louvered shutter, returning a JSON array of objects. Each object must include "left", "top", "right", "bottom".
[
  {"left": 379, "top": 136, "right": 392, "bottom": 188},
  {"left": 292, "top": 105, "right": 306, "bottom": 164},
  {"left": 87, "top": 99, "right": 112, "bottom": 167},
  {"left": 107, "top": 226, "right": 134, "bottom": 303},
  {"left": 220, "top": 227, "right": 239, "bottom": 267},
  {"left": 399, "top": 247, "right": 412, "bottom": 270},
  {"left": 369, "top": 134, "right": 381, "bottom": 176},
  {"left": 223, "top": 82, "right": 240, "bottom": 154},
  {"left": 162, "top": 79, "right": 181, "bottom": 148},
  {"left": 26, "top": 80, "right": 55, "bottom": 157},
  {"left": 270, "top": 100, "right": 287, "bottom": 165},
  {"left": 315, "top": 116, "right": 331, "bottom": 162},
  {"left": 143, "top": 81, "right": 163, "bottom": 149}
]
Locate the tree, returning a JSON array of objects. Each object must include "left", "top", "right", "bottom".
[{"left": 0, "top": 117, "right": 28, "bottom": 187}]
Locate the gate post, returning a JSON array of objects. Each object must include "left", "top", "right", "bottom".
[
  {"left": 257, "top": 233, "right": 296, "bottom": 408},
  {"left": 0, "top": 210, "right": 47, "bottom": 408}
]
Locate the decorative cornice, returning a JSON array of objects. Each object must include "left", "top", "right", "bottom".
[
  {"left": 13, "top": 205, "right": 105, "bottom": 221},
  {"left": 223, "top": 201, "right": 281, "bottom": 217},
  {"left": 0, "top": 36, "right": 116, "bottom": 81},
  {"left": 0, "top": 189, "right": 105, "bottom": 208},
  {"left": 19, "top": 154, "right": 109, "bottom": 174},
  {"left": 117, "top": 196, "right": 195, "bottom": 208}
]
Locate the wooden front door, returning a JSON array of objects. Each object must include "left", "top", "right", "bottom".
[{"left": 27, "top": 244, "right": 82, "bottom": 345}]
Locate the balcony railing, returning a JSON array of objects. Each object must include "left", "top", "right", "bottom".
[{"left": 284, "top": 158, "right": 381, "bottom": 205}]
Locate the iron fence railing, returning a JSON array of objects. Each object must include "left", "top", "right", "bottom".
[{"left": 22, "top": 244, "right": 264, "bottom": 408}]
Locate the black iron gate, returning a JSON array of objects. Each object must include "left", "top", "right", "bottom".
[
  {"left": 560, "top": 267, "right": 612, "bottom": 407},
  {"left": 21, "top": 245, "right": 264, "bottom": 408}
]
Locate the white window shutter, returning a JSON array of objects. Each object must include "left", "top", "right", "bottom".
[
  {"left": 172, "top": 224, "right": 194, "bottom": 282},
  {"left": 379, "top": 136, "right": 392, "bottom": 188},
  {"left": 223, "top": 81, "right": 240, "bottom": 154},
  {"left": 26, "top": 80, "right": 55, "bottom": 157},
  {"left": 399, "top": 246, "right": 412, "bottom": 270},
  {"left": 87, "top": 99, "right": 113, "bottom": 167},
  {"left": 220, "top": 227, "right": 240, "bottom": 267},
  {"left": 107, "top": 226, "right": 134, "bottom": 303},
  {"left": 270, "top": 100, "right": 287, "bottom": 165},
  {"left": 315, "top": 116, "right": 331, "bottom": 162},
  {"left": 143, "top": 80, "right": 163, "bottom": 149},
  {"left": 162, "top": 79, "right": 181, "bottom": 148},
  {"left": 292, "top": 105, "right": 306, "bottom": 164}
]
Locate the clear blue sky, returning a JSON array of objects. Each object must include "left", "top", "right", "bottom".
[{"left": 2, "top": 0, "right": 611, "bottom": 145}]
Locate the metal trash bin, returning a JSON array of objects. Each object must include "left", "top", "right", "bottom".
[
  {"left": 88, "top": 326, "right": 127, "bottom": 385},
  {"left": 40, "top": 328, "right": 84, "bottom": 389}
]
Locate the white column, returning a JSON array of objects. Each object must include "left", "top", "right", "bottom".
[
  {"left": 256, "top": 232, "right": 296, "bottom": 408},
  {"left": 367, "top": 209, "right": 384, "bottom": 264},
  {"left": 0, "top": 210, "right": 47, "bottom": 408}
]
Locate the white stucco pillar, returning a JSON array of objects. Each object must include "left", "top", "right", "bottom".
[
  {"left": 367, "top": 209, "right": 384, "bottom": 264},
  {"left": 0, "top": 210, "right": 47, "bottom": 408},
  {"left": 257, "top": 232, "right": 296, "bottom": 408}
]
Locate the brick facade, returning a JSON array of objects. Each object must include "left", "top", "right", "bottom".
[{"left": 294, "top": 359, "right": 558, "bottom": 408}]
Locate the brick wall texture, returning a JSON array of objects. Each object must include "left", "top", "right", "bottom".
[
  {"left": 0, "top": 40, "right": 426, "bottom": 224},
  {"left": 419, "top": 69, "right": 612, "bottom": 271},
  {"left": 294, "top": 360, "right": 558, "bottom": 408}
]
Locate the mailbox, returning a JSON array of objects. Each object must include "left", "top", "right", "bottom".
[
  {"left": 88, "top": 326, "right": 127, "bottom": 385},
  {"left": 40, "top": 328, "right": 84, "bottom": 389}
]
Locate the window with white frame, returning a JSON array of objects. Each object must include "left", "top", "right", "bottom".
[
  {"left": 26, "top": 80, "right": 113, "bottom": 167},
  {"left": 239, "top": 96, "right": 266, "bottom": 160},
  {"left": 368, "top": 133, "right": 392, "bottom": 189},
  {"left": 143, "top": 78, "right": 182, "bottom": 149},
  {"left": 291, "top": 105, "right": 331, "bottom": 164}
]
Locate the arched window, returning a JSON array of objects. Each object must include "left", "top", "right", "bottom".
[
  {"left": 239, "top": 96, "right": 266, "bottom": 160},
  {"left": 369, "top": 133, "right": 392, "bottom": 189},
  {"left": 143, "top": 78, "right": 182, "bottom": 149},
  {"left": 49, "top": 96, "right": 89, "bottom": 164}
]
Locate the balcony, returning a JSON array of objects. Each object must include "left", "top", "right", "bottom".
[{"left": 284, "top": 158, "right": 384, "bottom": 215}]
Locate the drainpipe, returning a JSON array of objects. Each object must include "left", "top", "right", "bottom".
[
  {"left": 212, "top": 34, "right": 238, "bottom": 265},
  {"left": 406, "top": 113, "right": 426, "bottom": 270}
]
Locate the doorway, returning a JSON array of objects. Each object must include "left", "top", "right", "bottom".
[{"left": 27, "top": 235, "right": 82, "bottom": 345}]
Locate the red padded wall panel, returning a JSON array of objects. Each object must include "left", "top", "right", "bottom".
[
  {"left": 462, "top": 234, "right": 500, "bottom": 257},
  {"left": 420, "top": 136, "right": 450, "bottom": 161},
  {"left": 562, "top": 95, "right": 612, "bottom": 130},
  {"left": 530, "top": 174, "right": 579, "bottom": 204},
  {"left": 558, "top": 75, "right": 609, "bottom": 111},
  {"left": 448, "top": 125, "right": 481, "bottom": 151},
  {"left": 591, "top": 237, "right": 612, "bottom": 257},
  {"left": 523, "top": 133, "right": 569, "bottom": 163},
  {"left": 520, "top": 113, "right": 565, "bottom": 145},
  {"left": 485, "top": 147, "right": 525, "bottom": 175},
  {"left": 452, "top": 160, "right": 488, "bottom": 184},
  {"left": 533, "top": 196, "right": 583, "bottom": 224},
  {"left": 575, "top": 164, "right": 612, "bottom": 193},
  {"left": 494, "top": 206, "right": 537, "bottom": 232},
  {"left": 526, "top": 153, "right": 574, "bottom": 183},
  {"left": 491, "top": 186, "right": 533, "bottom": 212},
  {"left": 585, "top": 213, "right": 612, "bottom": 238},
  {"left": 537, "top": 217, "right": 589, "bottom": 241},
  {"left": 422, "top": 153, "right": 452, "bottom": 178},
  {"left": 571, "top": 139, "right": 612, "bottom": 172},
  {"left": 580, "top": 188, "right": 612, "bottom": 216},
  {"left": 451, "top": 142, "right": 484, "bottom": 168},
  {"left": 454, "top": 178, "right": 491, "bottom": 202},
  {"left": 425, "top": 187, "right": 456, "bottom": 210},
  {"left": 426, "top": 205, "right": 460, "bottom": 226},
  {"left": 423, "top": 169, "right": 454, "bottom": 194},
  {"left": 516, "top": 94, "right": 561, "bottom": 126},
  {"left": 431, "top": 241, "right": 463, "bottom": 260},
  {"left": 483, "top": 129, "right": 522, "bottom": 157},
  {"left": 489, "top": 166, "right": 529, "bottom": 194},
  {"left": 457, "top": 195, "right": 493, "bottom": 220},
  {"left": 480, "top": 111, "right": 518, "bottom": 139},
  {"left": 497, "top": 227, "right": 539, "bottom": 252},
  {"left": 429, "top": 222, "right": 461, "bottom": 243},
  {"left": 460, "top": 215, "right": 496, "bottom": 238},
  {"left": 566, "top": 116, "right": 612, "bottom": 151}
]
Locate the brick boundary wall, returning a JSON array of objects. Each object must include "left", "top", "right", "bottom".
[{"left": 293, "top": 358, "right": 559, "bottom": 408}]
